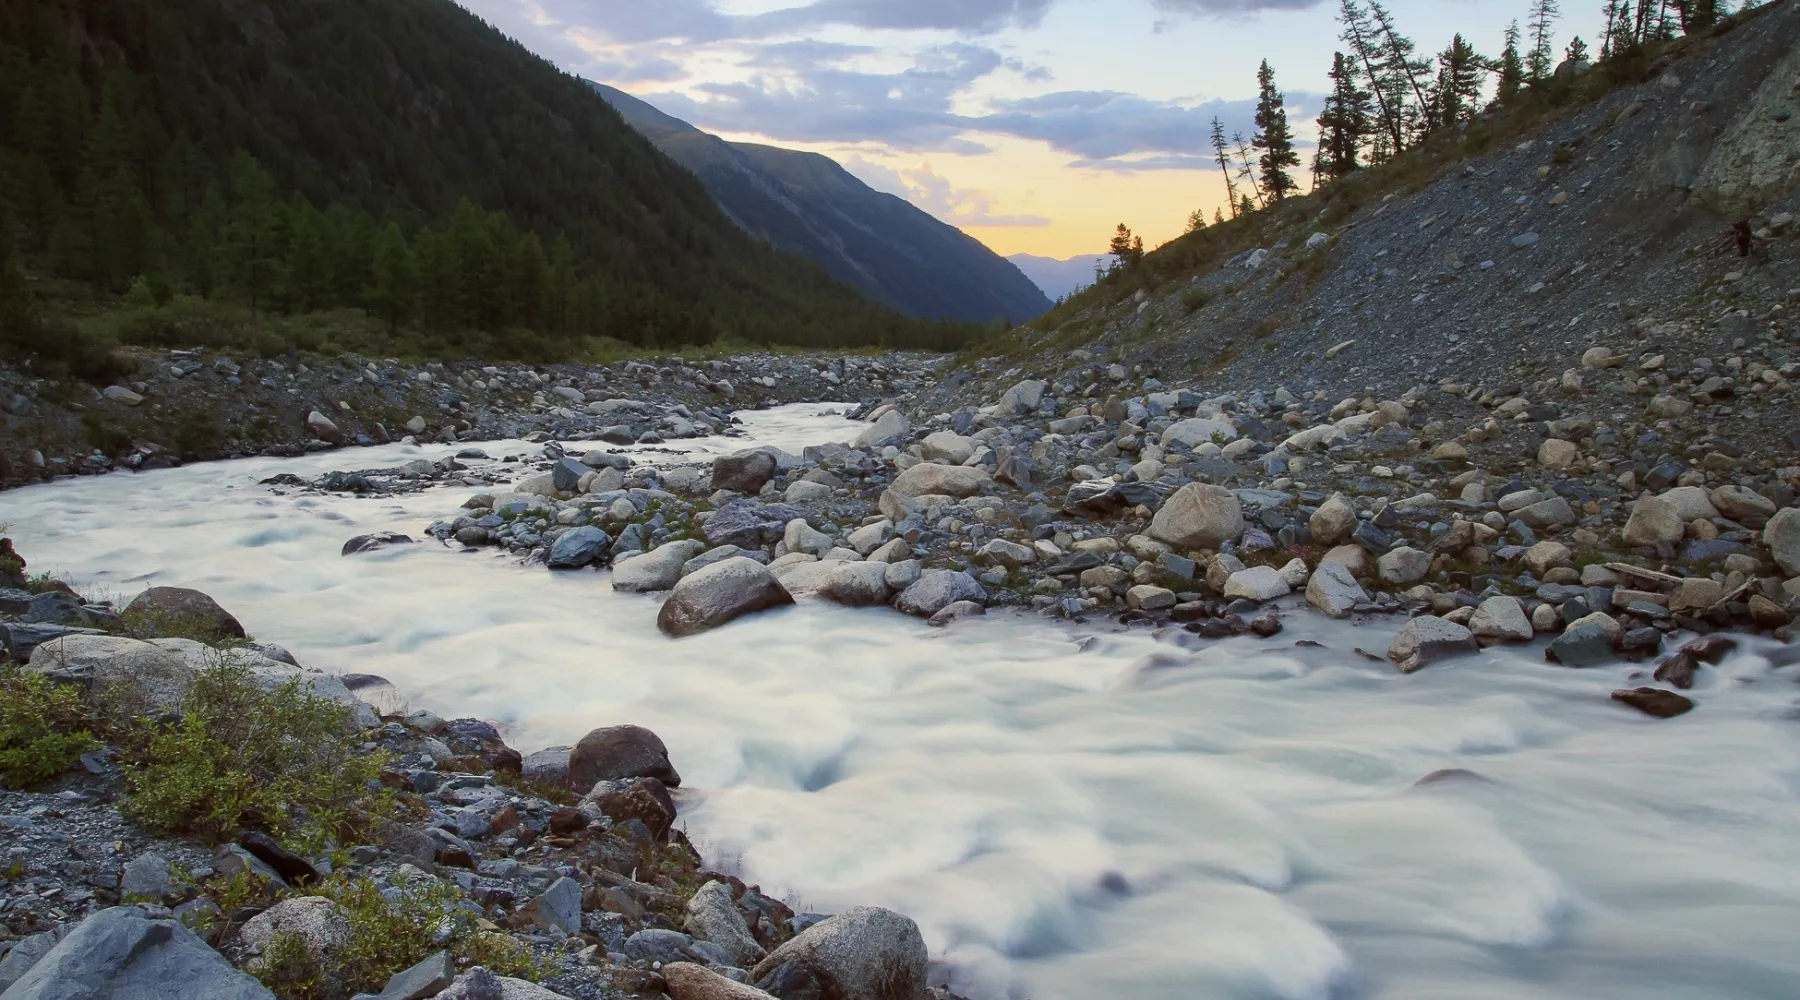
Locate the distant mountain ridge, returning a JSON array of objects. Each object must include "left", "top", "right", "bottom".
[
  {"left": 592, "top": 84, "right": 1050, "bottom": 325},
  {"left": 1007, "top": 253, "right": 1109, "bottom": 302}
]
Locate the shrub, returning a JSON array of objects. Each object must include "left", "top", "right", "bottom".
[
  {"left": 1181, "top": 287, "right": 1214, "bottom": 314},
  {"left": 120, "top": 661, "right": 389, "bottom": 847},
  {"left": 0, "top": 667, "right": 95, "bottom": 788}
]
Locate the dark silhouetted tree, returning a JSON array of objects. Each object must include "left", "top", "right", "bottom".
[
  {"left": 1527, "top": 0, "right": 1563, "bottom": 83},
  {"left": 1252, "top": 61, "right": 1301, "bottom": 202},
  {"left": 1318, "top": 51, "right": 1374, "bottom": 180}
]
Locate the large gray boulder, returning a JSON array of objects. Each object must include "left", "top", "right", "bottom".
[
  {"left": 1622, "top": 495, "right": 1685, "bottom": 546},
  {"left": 890, "top": 464, "right": 990, "bottom": 499},
  {"left": 663, "top": 962, "right": 775, "bottom": 1000},
  {"left": 1305, "top": 560, "right": 1366, "bottom": 618},
  {"left": 1160, "top": 418, "right": 1238, "bottom": 448},
  {"left": 853, "top": 410, "right": 910, "bottom": 449},
  {"left": 1765, "top": 508, "right": 1800, "bottom": 576},
  {"left": 894, "top": 571, "right": 987, "bottom": 618},
  {"left": 1149, "top": 484, "right": 1245, "bottom": 550},
  {"left": 750, "top": 906, "right": 928, "bottom": 1000},
  {"left": 704, "top": 502, "right": 807, "bottom": 549},
  {"left": 657, "top": 558, "right": 794, "bottom": 637},
  {"left": 123, "top": 587, "right": 244, "bottom": 639},
  {"left": 547, "top": 527, "right": 611, "bottom": 570},
  {"left": 816, "top": 562, "right": 893, "bottom": 607},
  {"left": 239, "top": 897, "right": 351, "bottom": 971},
  {"left": 1309, "top": 494, "right": 1357, "bottom": 546},
  {"left": 0, "top": 926, "right": 68, "bottom": 994},
  {"left": 997, "top": 379, "right": 1047, "bottom": 415},
  {"left": 613, "top": 540, "right": 708, "bottom": 593},
  {"left": 1469, "top": 596, "right": 1533, "bottom": 645},
  {"left": 567, "top": 724, "right": 680, "bottom": 791},
  {"left": 683, "top": 881, "right": 766, "bottom": 967},
  {"left": 0, "top": 906, "right": 274, "bottom": 1000},
  {"left": 919, "top": 432, "right": 974, "bottom": 465},
  {"left": 712, "top": 451, "right": 778, "bottom": 495},
  {"left": 1387, "top": 616, "right": 1478, "bottom": 674},
  {"left": 27, "top": 635, "right": 194, "bottom": 717}
]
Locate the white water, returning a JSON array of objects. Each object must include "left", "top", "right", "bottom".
[{"left": 5, "top": 404, "right": 1800, "bottom": 1000}]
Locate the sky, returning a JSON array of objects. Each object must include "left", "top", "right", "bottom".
[{"left": 459, "top": 0, "right": 1607, "bottom": 260}]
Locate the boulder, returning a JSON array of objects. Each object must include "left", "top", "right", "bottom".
[
  {"left": 436, "top": 968, "right": 569, "bottom": 1000},
  {"left": 567, "top": 725, "right": 680, "bottom": 791},
  {"left": 613, "top": 540, "right": 709, "bottom": 593},
  {"left": 817, "top": 563, "right": 892, "bottom": 607},
  {"left": 705, "top": 501, "right": 807, "bottom": 549},
  {"left": 377, "top": 950, "right": 455, "bottom": 1000},
  {"left": 1623, "top": 496, "right": 1685, "bottom": 546},
  {"left": 124, "top": 587, "right": 245, "bottom": 638},
  {"left": 26, "top": 635, "right": 195, "bottom": 716},
  {"left": 1305, "top": 561, "right": 1367, "bottom": 619},
  {"left": 751, "top": 906, "right": 928, "bottom": 1000},
  {"left": 547, "top": 527, "right": 612, "bottom": 570},
  {"left": 894, "top": 570, "right": 987, "bottom": 617},
  {"left": 0, "top": 907, "right": 273, "bottom": 1000},
  {"left": 927, "top": 601, "right": 986, "bottom": 627},
  {"left": 664, "top": 962, "right": 777, "bottom": 1000},
  {"left": 998, "top": 379, "right": 1047, "bottom": 414},
  {"left": 1126, "top": 585, "right": 1177, "bottom": 611},
  {"left": 1546, "top": 620, "right": 1615, "bottom": 667},
  {"left": 684, "top": 881, "right": 766, "bottom": 966},
  {"left": 1516, "top": 497, "right": 1577, "bottom": 529},
  {"left": 342, "top": 532, "right": 414, "bottom": 556},
  {"left": 1537, "top": 439, "right": 1580, "bottom": 470},
  {"left": 854, "top": 410, "right": 910, "bottom": 448},
  {"left": 712, "top": 452, "right": 778, "bottom": 495},
  {"left": 1468, "top": 596, "right": 1533, "bottom": 645},
  {"left": 891, "top": 464, "right": 990, "bottom": 499},
  {"left": 1223, "top": 566, "right": 1290, "bottom": 602},
  {"left": 1522, "top": 541, "right": 1571, "bottom": 576},
  {"left": 240, "top": 897, "right": 351, "bottom": 971},
  {"left": 919, "top": 432, "right": 975, "bottom": 465},
  {"left": 1765, "top": 508, "right": 1800, "bottom": 577},
  {"left": 517, "top": 877, "right": 582, "bottom": 935},
  {"left": 1309, "top": 494, "right": 1357, "bottom": 546},
  {"left": 551, "top": 457, "right": 587, "bottom": 493},
  {"left": 305, "top": 411, "right": 343, "bottom": 445},
  {"left": 0, "top": 926, "right": 69, "bottom": 995},
  {"left": 586, "top": 776, "right": 677, "bottom": 841},
  {"left": 1377, "top": 547, "right": 1431, "bottom": 585},
  {"left": 1657, "top": 486, "right": 1720, "bottom": 522},
  {"left": 1160, "top": 418, "right": 1238, "bottom": 448},
  {"left": 1611, "top": 687, "right": 1695, "bottom": 719},
  {"left": 1149, "top": 484, "right": 1245, "bottom": 549},
  {"left": 783, "top": 520, "right": 834, "bottom": 558},
  {"left": 657, "top": 558, "right": 794, "bottom": 637},
  {"left": 1387, "top": 616, "right": 1478, "bottom": 673},
  {"left": 1712, "top": 486, "right": 1776, "bottom": 522}
]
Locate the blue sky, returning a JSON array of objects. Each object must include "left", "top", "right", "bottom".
[{"left": 460, "top": 0, "right": 1606, "bottom": 257}]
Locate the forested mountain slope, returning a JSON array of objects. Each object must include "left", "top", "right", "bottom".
[
  {"left": 0, "top": 0, "right": 974, "bottom": 359},
  {"left": 593, "top": 83, "right": 1050, "bottom": 325}
]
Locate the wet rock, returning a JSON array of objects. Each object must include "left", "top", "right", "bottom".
[
  {"left": 817, "top": 562, "right": 892, "bottom": 607},
  {"left": 658, "top": 557, "right": 795, "bottom": 637},
  {"left": 1149, "top": 484, "right": 1246, "bottom": 550},
  {"left": 587, "top": 777, "right": 678, "bottom": 841},
  {"left": 751, "top": 906, "right": 928, "bottom": 1000},
  {"left": 1653, "top": 650, "right": 1699, "bottom": 689},
  {"left": 568, "top": 724, "right": 681, "bottom": 790},
  {"left": 306, "top": 410, "right": 344, "bottom": 444},
  {"left": 1305, "top": 561, "right": 1366, "bottom": 618},
  {"left": 1387, "top": 616, "right": 1478, "bottom": 673},
  {"left": 1749, "top": 594, "right": 1793, "bottom": 627},
  {"left": 1683, "top": 635, "right": 1737, "bottom": 663},
  {"left": 895, "top": 570, "right": 987, "bottom": 617},
  {"left": 928, "top": 601, "right": 987, "bottom": 627},
  {"left": 547, "top": 527, "right": 612, "bottom": 570},
  {"left": 123, "top": 586, "right": 245, "bottom": 639},
  {"left": 342, "top": 531, "right": 415, "bottom": 556},
  {"left": 1546, "top": 620, "right": 1615, "bottom": 667},
  {"left": 614, "top": 540, "right": 709, "bottom": 593},
  {"left": 685, "top": 881, "right": 766, "bottom": 966},
  {"left": 713, "top": 451, "right": 778, "bottom": 495},
  {"left": 891, "top": 463, "right": 990, "bottom": 499},
  {"left": 1611, "top": 687, "right": 1695, "bottom": 719},
  {"left": 2, "top": 907, "right": 273, "bottom": 1000},
  {"left": 1249, "top": 613, "right": 1283, "bottom": 637},
  {"left": 1468, "top": 596, "right": 1533, "bottom": 645}
]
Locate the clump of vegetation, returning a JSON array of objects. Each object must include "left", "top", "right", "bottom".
[
  {"left": 0, "top": 667, "right": 96, "bottom": 789},
  {"left": 252, "top": 874, "right": 546, "bottom": 999},
  {"left": 119, "top": 661, "right": 389, "bottom": 848}
]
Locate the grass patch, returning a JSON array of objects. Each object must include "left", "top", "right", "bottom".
[{"left": 118, "top": 660, "right": 389, "bottom": 850}]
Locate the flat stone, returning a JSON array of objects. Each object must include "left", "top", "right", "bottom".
[
  {"left": 1223, "top": 566, "right": 1290, "bottom": 602},
  {"left": 1469, "top": 596, "right": 1533, "bottom": 645},
  {"left": 1611, "top": 687, "right": 1695, "bottom": 719},
  {"left": 1, "top": 907, "right": 273, "bottom": 1000},
  {"left": 1387, "top": 616, "right": 1478, "bottom": 673}
]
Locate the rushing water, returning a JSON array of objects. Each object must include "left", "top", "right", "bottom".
[{"left": 4, "top": 403, "right": 1800, "bottom": 1000}]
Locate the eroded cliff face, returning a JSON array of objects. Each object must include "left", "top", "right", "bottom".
[{"left": 1697, "top": 31, "right": 1800, "bottom": 219}]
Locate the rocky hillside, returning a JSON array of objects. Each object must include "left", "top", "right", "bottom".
[{"left": 592, "top": 85, "right": 1050, "bottom": 325}]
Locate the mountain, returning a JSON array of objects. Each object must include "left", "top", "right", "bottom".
[
  {"left": 0, "top": 0, "right": 973, "bottom": 358},
  {"left": 593, "top": 84, "right": 1050, "bottom": 325},
  {"left": 1006, "top": 254, "right": 1109, "bottom": 302}
]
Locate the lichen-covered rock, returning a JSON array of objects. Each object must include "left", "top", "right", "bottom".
[{"left": 1149, "top": 484, "right": 1245, "bottom": 550}]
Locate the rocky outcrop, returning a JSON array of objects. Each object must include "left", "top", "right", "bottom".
[{"left": 1, "top": 906, "right": 274, "bottom": 1000}]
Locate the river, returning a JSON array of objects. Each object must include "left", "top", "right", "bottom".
[{"left": 3, "top": 403, "right": 1798, "bottom": 1000}]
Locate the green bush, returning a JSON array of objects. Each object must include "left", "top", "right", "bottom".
[
  {"left": 120, "top": 661, "right": 389, "bottom": 847},
  {"left": 0, "top": 667, "right": 95, "bottom": 788},
  {"left": 1181, "top": 287, "right": 1214, "bottom": 314}
]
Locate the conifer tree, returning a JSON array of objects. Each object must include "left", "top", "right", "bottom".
[
  {"left": 1671, "top": 1, "right": 1719, "bottom": 33},
  {"left": 1232, "top": 132, "right": 1265, "bottom": 209},
  {"left": 1527, "top": 0, "right": 1563, "bottom": 83},
  {"left": 1318, "top": 52, "right": 1375, "bottom": 180},
  {"left": 1601, "top": 0, "right": 1634, "bottom": 56},
  {"left": 1185, "top": 210, "right": 1209, "bottom": 234},
  {"left": 225, "top": 153, "right": 282, "bottom": 335},
  {"left": 1338, "top": 0, "right": 1407, "bottom": 156},
  {"left": 1495, "top": 21, "right": 1527, "bottom": 104},
  {"left": 365, "top": 222, "right": 418, "bottom": 333},
  {"left": 1565, "top": 35, "right": 1591, "bottom": 64},
  {"left": 1368, "top": 2, "right": 1432, "bottom": 142},
  {"left": 1430, "top": 34, "right": 1487, "bottom": 129},
  {"left": 1251, "top": 61, "right": 1301, "bottom": 203},
  {"left": 1209, "top": 117, "right": 1242, "bottom": 219},
  {"left": 1213, "top": 207, "right": 1226, "bottom": 226},
  {"left": 1109, "top": 224, "right": 1144, "bottom": 269}
]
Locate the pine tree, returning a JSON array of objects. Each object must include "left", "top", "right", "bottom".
[
  {"left": 1527, "top": 0, "right": 1563, "bottom": 83},
  {"left": 1565, "top": 36, "right": 1591, "bottom": 64},
  {"left": 1496, "top": 21, "right": 1527, "bottom": 104},
  {"left": 1600, "top": 0, "right": 1633, "bottom": 57},
  {"left": 1233, "top": 132, "right": 1264, "bottom": 209},
  {"left": 1318, "top": 52, "right": 1375, "bottom": 180},
  {"left": 1671, "top": 0, "right": 1719, "bottom": 33},
  {"left": 1338, "top": 0, "right": 1408, "bottom": 155},
  {"left": 225, "top": 153, "right": 282, "bottom": 334},
  {"left": 1368, "top": 2, "right": 1432, "bottom": 142},
  {"left": 1213, "top": 207, "right": 1226, "bottom": 226},
  {"left": 1185, "top": 210, "right": 1209, "bottom": 234},
  {"left": 1109, "top": 224, "right": 1144, "bottom": 269},
  {"left": 1209, "top": 117, "right": 1242, "bottom": 219},
  {"left": 1431, "top": 34, "right": 1487, "bottom": 129},
  {"left": 365, "top": 222, "right": 417, "bottom": 333},
  {"left": 1251, "top": 61, "right": 1301, "bottom": 203}
]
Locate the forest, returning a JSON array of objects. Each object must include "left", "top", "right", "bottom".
[{"left": 0, "top": 0, "right": 982, "bottom": 374}]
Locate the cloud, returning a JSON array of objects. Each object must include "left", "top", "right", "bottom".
[
  {"left": 1149, "top": 0, "right": 1327, "bottom": 13},
  {"left": 844, "top": 157, "right": 1051, "bottom": 227},
  {"left": 747, "top": 0, "right": 1057, "bottom": 35},
  {"left": 975, "top": 90, "right": 1318, "bottom": 166}
]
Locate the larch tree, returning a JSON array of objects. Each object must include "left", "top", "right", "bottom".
[
  {"left": 1495, "top": 21, "right": 1527, "bottom": 104},
  {"left": 1565, "top": 35, "right": 1591, "bottom": 64},
  {"left": 1251, "top": 61, "right": 1302, "bottom": 202},
  {"left": 1209, "top": 117, "right": 1242, "bottom": 219},
  {"left": 1527, "top": 0, "right": 1563, "bottom": 83},
  {"left": 1318, "top": 51, "right": 1375, "bottom": 180},
  {"left": 1601, "top": 0, "right": 1634, "bottom": 56},
  {"left": 1338, "top": 0, "right": 1408, "bottom": 157},
  {"left": 1431, "top": 34, "right": 1487, "bottom": 129},
  {"left": 1368, "top": 1, "right": 1432, "bottom": 143},
  {"left": 1109, "top": 224, "right": 1144, "bottom": 269}
]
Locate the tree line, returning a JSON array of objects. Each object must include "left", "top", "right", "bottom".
[
  {"left": 1115, "top": 0, "right": 1751, "bottom": 270},
  {"left": 0, "top": 0, "right": 981, "bottom": 368}
]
